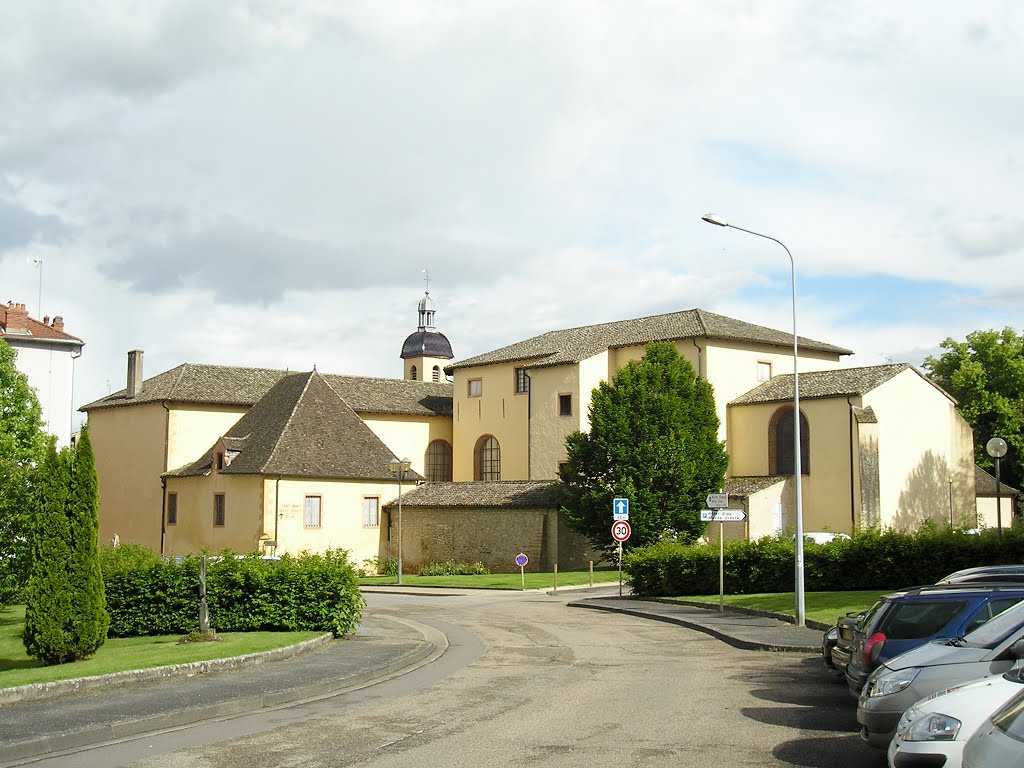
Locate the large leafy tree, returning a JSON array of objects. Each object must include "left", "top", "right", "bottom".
[
  {"left": 924, "top": 328, "right": 1024, "bottom": 492},
  {"left": 0, "top": 341, "right": 52, "bottom": 604},
  {"left": 559, "top": 342, "right": 729, "bottom": 551},
  {"left": 23, "top": 427, "right": 108, "bottom": 664}
]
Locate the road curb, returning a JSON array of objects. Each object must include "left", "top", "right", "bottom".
[{"left": 0, "top": 632, "right": 334, "bottom": 706}]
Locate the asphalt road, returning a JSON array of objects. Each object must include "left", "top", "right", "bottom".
[{"left": 24, "top": 589, "right": 886, "bottom": 768}]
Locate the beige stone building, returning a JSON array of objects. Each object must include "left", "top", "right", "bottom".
[{"left": 81, "top": 295, "right": 1001, "bottom": 570}]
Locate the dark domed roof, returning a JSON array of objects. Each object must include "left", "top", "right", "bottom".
[{"left": 401, "top": 330, "right": 453, "bottom": 359}]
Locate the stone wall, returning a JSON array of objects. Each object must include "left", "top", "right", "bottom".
[{"left": 392, "top": 506, "right": 601, "bottom": 574}]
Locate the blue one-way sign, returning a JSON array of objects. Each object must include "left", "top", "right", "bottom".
[{"left": 613, "top": 497, "right": 629, "bottom": 521}]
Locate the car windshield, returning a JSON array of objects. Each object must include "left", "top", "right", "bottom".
[
  {"left": 964, "top": 600, "right": 1024, "bottom": 648},
  {"left": 993, "top": 687, "right": 1024, "bottom": 739}
]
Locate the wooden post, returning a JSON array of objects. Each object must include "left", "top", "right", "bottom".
[
  {"left": 553, "top": 563, "right": 558, "bottom": 591},
  {"left": 589, "top": 560, "right": 594, "bottom": 587}
]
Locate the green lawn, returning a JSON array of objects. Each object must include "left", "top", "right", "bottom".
[
  {"left": 669, "top": 591, "right": 883, "bottom": 626},
  {"left": 359, "top": 567, "right": 621, "bottom": 590},
  {"left": 0, "top": 605, "right": 323, "bottom": 690}
]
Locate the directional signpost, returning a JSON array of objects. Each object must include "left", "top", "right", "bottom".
[{"left": 701, "top": 493, "right": 747, "bottom": 612}]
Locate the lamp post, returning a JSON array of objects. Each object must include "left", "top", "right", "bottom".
[
  {"left": 702, "top": 214, "right": 806, "bottom": 627},
  {"left": 388, "top": 457, "right": 412, "bottom": 584},
  {"left": 986, "top": 438, "right": 1008, "bottom": 539},
  {"left": 948, "top": 476, "right": 954, "bottom": 529}
]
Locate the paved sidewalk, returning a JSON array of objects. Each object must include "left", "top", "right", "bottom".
[
  {"left": 569, "top": 596, "right": 828, "bottom": 652},
  {"left": 0, "top": 614, "right": 443, "bottom": 765}
]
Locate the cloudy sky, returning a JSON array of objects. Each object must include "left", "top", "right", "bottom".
[{"left": 2, "top": 1, "right": 1022, "bottom": 414}]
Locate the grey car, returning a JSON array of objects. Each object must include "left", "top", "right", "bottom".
[{"left": 857, "top": 598, "right": 1024, "bottom": 749}]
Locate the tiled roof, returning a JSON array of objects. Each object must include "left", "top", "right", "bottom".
[
  {"left": 975, "top": 466, "right": 1020, "bottom": 497},
  {"left": 170, "top": 371, "right": 417, "bottom": 481},
  {"left": 383, "top": 481, "right": 559, "bottom": 509},
  {"left": 724, "top": 476, "right": 787, "bottom": 497},
  {"left": 0, "top": 304, "right": 83, "bottom": 346},
  {"left": 81, "top": 363, "right": 452, "bottom": 417},
  {"left": 729, "top": 363, "right": 925, "bottom": 405},
  {"left": 448, "top": 308, "right": 851, "bottom": 370}
]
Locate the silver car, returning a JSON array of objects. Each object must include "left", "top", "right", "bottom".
[
  {"left": 858, "top": 599, "right": 1024, "bottom": 748},
  {"left": 962, "top": 683, "right": 1024, "bottom": 768}
]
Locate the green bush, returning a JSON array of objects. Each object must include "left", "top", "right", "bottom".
[
  {"left": 625, "top": 522, "right": 1024, "bottom": 597},
  {"left": 102, "top": 548, "right": 364, "bottom": 638},
  {"left": 418, "top": 559, "right": 491, "bottom": 576}
]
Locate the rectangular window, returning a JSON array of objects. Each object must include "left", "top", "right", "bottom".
[
  {"left": 514, "top": 367, "right": 530, "bottom": 394},
  {"left": 215, "top": 451, "right": 225, "bottom": 471},
  {"left": 304, "top": 495, "right": 322, "bottom": 528},
  {"left": 167, "top": 492, "right": 178, "bottom": 526},
  {"left": 558, "top": 393, "right": 572, "bottom": 417},
  {"left": 468, "top": 378, "right": 482, "bottom": 397},
  {"left": 213, "top": 493, "right": 226, "bottom": 527},
  {"left": 363, "top": 496, "right": 380, "bottom": 527},
  {"left": 757, "top": 361, "right": 772, "bottom": 382}
]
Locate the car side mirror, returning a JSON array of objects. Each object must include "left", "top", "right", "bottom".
[{"left": 1010, "top": 638, "right": 1024, "bottom": 659}]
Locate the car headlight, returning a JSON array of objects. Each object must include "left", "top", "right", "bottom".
[
  {"left": 903, "top": 712, "right": 961, "bottom": 742},
  {"left": 867, "top": 667, "right": 920, "bottom": 697}
]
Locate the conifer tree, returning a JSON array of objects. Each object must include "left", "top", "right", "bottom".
[
  {"left": 23, "top": 428, "right": 108, "bottom": 663},
  {"left": 559, "top": 342, "right": 729, "bottom": 551}
]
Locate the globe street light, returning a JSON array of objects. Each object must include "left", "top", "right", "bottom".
[
  {"left": 986, "top": 438, "right": 1008, "bottom": 539},
  {"left": 389, "top": 457, "right": 412, "bottom": 584},
  {"left": 702, "top": 214, "right": 806, "bottom": 627}
]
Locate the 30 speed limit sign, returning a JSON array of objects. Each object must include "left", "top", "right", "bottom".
[{"left": 611, "top": 520, "right": 632, "bottom": 542}]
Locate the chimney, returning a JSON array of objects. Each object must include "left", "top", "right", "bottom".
[
  {"left": 4, "top": 301, "right": 29, "bottom": 333},
  {"left": 51, "top": 315, "right": 64, "bottom": 333},
  {"left": 127, "top": 350, "right": 144, "bottom": 398}
]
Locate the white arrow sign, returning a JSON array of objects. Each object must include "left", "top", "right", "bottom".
[
  {"left": 700, "top": 509, "right": 747, "bottom": 522},
  {"left": 705, "top": 493, "right": 729, "bottom": 509},
  {"left": 612, "top": 497, "right": 629, "bottom": 521}
]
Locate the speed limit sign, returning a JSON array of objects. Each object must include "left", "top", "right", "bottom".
[{"left": 611, "top": 520, "right": 631, "bottom": 542}]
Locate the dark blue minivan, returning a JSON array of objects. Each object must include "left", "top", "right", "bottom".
[{"left": 845, "top": 583, "right": 1024, "bottom": 697}]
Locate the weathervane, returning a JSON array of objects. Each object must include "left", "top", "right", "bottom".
[{"left": 422, "top": 266, "right": 430, "bottom": 294}]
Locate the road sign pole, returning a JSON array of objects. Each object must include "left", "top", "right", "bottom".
[
  {"left": 719, "top": 521, "right": 725, "bottom": 612},
  {"left": 521, "top": 564, "right": 525, "bottom": 590},
  {"left": 618, "top": 542, "right": 623, "bottom": 597}
]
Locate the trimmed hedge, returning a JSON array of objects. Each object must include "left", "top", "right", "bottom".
[
  {"left": 100, "top": 546, "right": 364, "bottom": 638},
  {"left": 625, "top": 523, "right": 1024, "bottom": 596}
]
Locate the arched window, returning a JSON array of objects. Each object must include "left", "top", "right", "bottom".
[
  {"left": 769, "top": 406, "right": 809, "bottom": 475},
  {"left": 474, "top": 435, "right": 501, "bottom": 481},
  {"left": 424, "top": 440, "right": 453, "bottom": 482},
  {"left": 432, "top": 365, "right": 441, "bottom": 383},
  {"left": 410, "top": 365, "right": 418, "bottom": 381}
]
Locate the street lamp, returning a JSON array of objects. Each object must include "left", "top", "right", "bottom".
[
  {"left": 388, "top": 457, "right": 412, "bottom": 584},
  {"left": 986, "top": 438, "right": 1008, "bottom": 539},
  {"left": 702, "top": 213, "right": 806, "bottom": 627}
]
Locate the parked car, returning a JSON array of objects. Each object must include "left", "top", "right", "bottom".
[
  {"left": 796, "top": 531, "right": 852, "bottom": 544},
  {"left": 887, "top": 668, "right": 1024, "bottom": 768},
  {"left": 937, "top": 564, "right": 1024, "bottom": 585},
  {"left": 828, "top": 612, "right": 862, "bottom": 674},
  {"left": 857, "top": 597, "right": 1024, "bottom": 749},
  {"left": 846, "top": 584, "right": 1024, "bottom": 697},
  {"left": 961, "top": 683, "right": 1024, "bottom": 768}
]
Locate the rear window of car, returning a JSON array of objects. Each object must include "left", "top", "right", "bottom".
[{"left": 883, "top": 600, "right": 967, "bottom": 639}]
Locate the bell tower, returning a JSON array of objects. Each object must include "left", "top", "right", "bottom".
[{"left": 400, "top": 269, "right": 453, "bottom": 382}]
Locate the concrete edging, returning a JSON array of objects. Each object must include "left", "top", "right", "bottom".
[{"left": 0, "top": 632, "right": 334, "bottom": 706}]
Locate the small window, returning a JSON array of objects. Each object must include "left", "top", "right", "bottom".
[
  {"left": 214, "top": 493, "right": 226, "bottom": 527},
  {"left": 432, "top": 366, "right": 441, "bottom": 383},
  {"left": 468, "top": 378, "right": 482, "bottom": 397},
  {"left": 304, "top": 495, "right": 322, "bottom": 528},
  {"left": 515, "top": 368, "right": 530, "bottom": 394},
  {"left": 167, "top": 492, "right": 178, "bottom": 526},
  {"left": 757, "top": 361, "right": 772, "bottom": 382},
  {"left": 425, "top": 440, "right": 453, "bottom": 482},
  {"left": 558, "top": 393, "right": 572, "bottom": 417},
  {"left": 410, "top": 365, "right": 418, "bottom": 381},
  {"left": 363, "top": 497, "right": 380, "bottom": 527},
  {"left": 215, "top": 452, "right": 225, "bottom": 471}
]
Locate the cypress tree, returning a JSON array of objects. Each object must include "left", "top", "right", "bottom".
[{"left": 23, "top": 428, "right": 108, "bottom": 663}]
